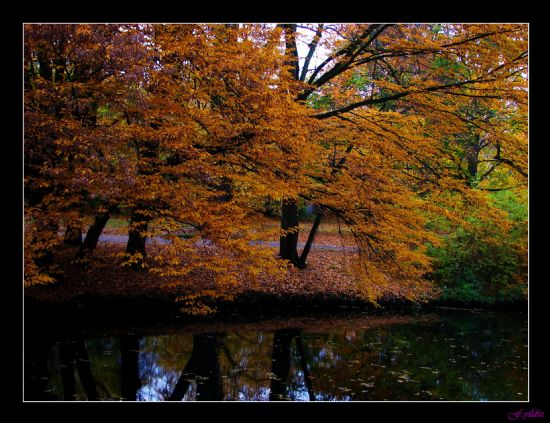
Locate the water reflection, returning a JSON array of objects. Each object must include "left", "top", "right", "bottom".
[
  {"left": 58, "top": 340, "right": 100, "bottom": 400},
  {"left": 24, "top": 310, "right": 528, "bottom": 401},
  {"left": 120, "top": 335, "right": 142, "bottom": 400},
  {"left": 168, "top": 334, "right": 223, "bottom": 401},
  {"left": 270, "top": 329, "right": 314, "bottom": 401}
]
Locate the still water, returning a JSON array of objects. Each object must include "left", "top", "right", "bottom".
[{"left": 24, "top": 309, "right": 527, "bottom": 401}]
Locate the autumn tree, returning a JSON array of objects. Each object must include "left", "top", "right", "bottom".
[
  {"left": 127, "top": 24, "right": 314, "bottom": 309},
  {"left": 24, "top": 24, "right": 151, "bottom": 284},
  {"left": 270, "top": 23, "right": 527, "bottom": 299},
  {"left": 24, "top": 23, "right": 527, "bottom": 308},
  {"left": 25, "top": 24, "right": 315, "bottom": 307}
]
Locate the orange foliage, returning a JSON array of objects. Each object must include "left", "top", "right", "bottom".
[{"left": 24, "top": 24, "right": 527, "bottom": 310}]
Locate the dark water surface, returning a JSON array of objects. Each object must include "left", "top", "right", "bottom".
[{"left": 24, "top": 309, "right": 527, "bottom": 401}]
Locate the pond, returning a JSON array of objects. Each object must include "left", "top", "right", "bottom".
[{"left": 24, "top": 308, "right": 527, "bottom": 401}]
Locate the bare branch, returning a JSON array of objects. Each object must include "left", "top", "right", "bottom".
[{"left": 299, "top": 24, "right": 324, "bottom": 82}]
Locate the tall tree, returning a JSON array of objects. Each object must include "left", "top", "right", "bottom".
[
  {"left": 24, "top": 24, "right": 527, "bottom": 308},
  {"left": 274, "top": 24, "right": 527, "bottom": 285},
  {"left": 24, "top": 24, "right": 150, "bottom": 284}
]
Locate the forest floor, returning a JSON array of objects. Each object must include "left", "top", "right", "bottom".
[{"left": 25, "top": 217, "right": 436, "bottom": 316}]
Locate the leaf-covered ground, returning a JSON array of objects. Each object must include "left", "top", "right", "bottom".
[{"left": 25, "top": 218, "right": 439, "bottom": 311}]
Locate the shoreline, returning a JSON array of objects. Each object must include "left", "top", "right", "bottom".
[{"left": 24, "top": 290, "right": 528, "bottom": 328}]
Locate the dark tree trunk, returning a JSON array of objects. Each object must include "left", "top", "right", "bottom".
[
  {"left": 125, "top": 209, "right": 150, "bottom": 269},
  {"left": 277, "top": 25, "right": 302, "bottom": 267},
  {"left": 124, "top": 135, "right": 159, "bottom": 269},
  {"left": 465, "top": 134, "right": 481, "bottom": 187},
  {"left": 297, "top": 211, "right": 323, "bottom": 269},
  {"left": 126, "top": 226, "right": 147, "bottom": 257},
  {"left": 467, "top": 153, "right": 479, "bottom": 180},
  {"left": 168, "top": 333, "right": 223, "bottom": 401},
  {"left": 193, "top": 334, "right": 223, "bottom": 401},
  {"left": 37, "top": 51, "right": 53, "bottom": 81},
  {"left": 280, "top": 198, "right": 300, "bottom": 266},
  {"left": 120, "top": 335, "right": 142, "bottom": 401},
  {"left": 76, "top": 210, "right": 111, "bottom": 259},
  {"left": 64, "top": 222, "right": 82, "bottom": 246},
  {"left": 168, "top": 369, "right": 193, "bottom": 401},
  {"left": 280, "top": 24, "right": 300, "bottom": 80}
]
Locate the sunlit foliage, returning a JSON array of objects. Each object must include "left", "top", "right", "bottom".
[{"left": 24, "top": 23, "right": 527, "bottom": 309}]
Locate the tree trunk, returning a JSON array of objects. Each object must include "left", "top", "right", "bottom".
[
  {"left": 467, "top": 152, "right": 479, "bottom": 180},
  {"left": 75, "top": 210, "right": 111, "bottom": 259},
  {"left": 124, "top": 135, "right": 159, "bottom": 269},
  {"left": 280, "top": 198, "right": 300, "bottom": 266},
  {"left": 277, "top": 25, "right": 303, "bottom": 267},
  {"left": 125, "top": 208, "right": 149, "bottom": 269},
  {"left": 64, "top": 222, "right": 82, "bottom": 246},
  {"left": 297, "top": 211, "right": 323, "bottom": 269},
  {"left": 465, "top": 134, "right": 481, "bottom": 187}
]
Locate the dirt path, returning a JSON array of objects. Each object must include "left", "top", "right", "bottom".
[{"left": 94, "top": 234, "right": 358, "bottom": 252}]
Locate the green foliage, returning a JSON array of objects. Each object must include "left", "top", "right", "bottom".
[
  {"left": 306, "top": 92, "right": 333, "bottom": 110},
  {"left": 104, "top": 216, "right": 129, "bottom": 229},
  {"left": 488, "top": 189, "right": 527, "bottom": 223},
  {"left": 427, "top": 230, "right": 523, "bottom": 303},
  {"left": 431, "top": 24, "right": 442, "bottom": 34},
  {"left": 427, "top": 191, "right": 527, "bottom": 304}
]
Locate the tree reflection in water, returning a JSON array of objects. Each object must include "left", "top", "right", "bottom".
[
  {"left": 120, "top": 335, "right": 142, "bottom": 401},
  {"left": 168, "top": 333, "right": 223, "bottom": 401},
  {"left": 24, "top": 310, "right": 528, "bottom": 401},
  {"left": 58, "top": 340, "right": 100, "bottom": 401},
  {"left": 270, "top": 329, "right": 314, "bottom": 401}
]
